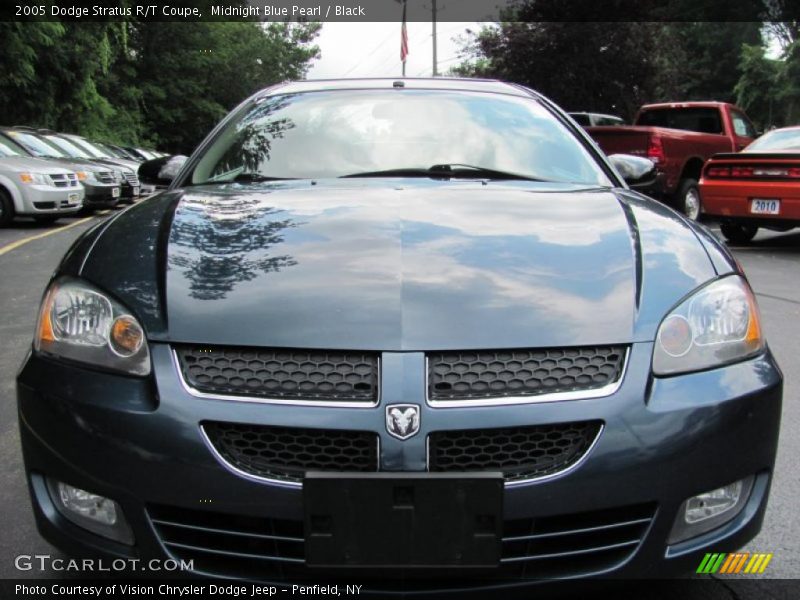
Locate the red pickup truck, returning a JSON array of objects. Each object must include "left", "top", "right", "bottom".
[{"left": 586, "top": 101, "right": 758, "bottom": 219}]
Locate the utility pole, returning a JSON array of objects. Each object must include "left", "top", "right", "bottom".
[{"left": 432, "top": 0, "right": 438, "bottom": 76}]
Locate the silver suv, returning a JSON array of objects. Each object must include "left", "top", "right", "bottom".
[{"left": 0, "top": 138, "right": 84, "bottom": 226}]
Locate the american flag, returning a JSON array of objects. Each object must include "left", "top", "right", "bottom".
[{"left": 400, "top": 1, "right": 409, "bottom": 68}]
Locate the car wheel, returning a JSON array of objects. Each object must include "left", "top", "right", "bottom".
[
  {"left": 720, "top": 222, "right": 758, "bottom": 244},
  {"left": 676, "top": 178, "right": 701, "bottom": 221},
  {"left": 0, "top": 188, "right": 14, "bottom": 227}
]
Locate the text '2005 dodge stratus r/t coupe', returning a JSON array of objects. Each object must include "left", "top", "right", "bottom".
[{"left": 17, "top": 78, "right": 781, "bottom": 588}]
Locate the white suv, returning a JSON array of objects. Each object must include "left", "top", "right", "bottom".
[{"left": 0, "top": 139, "right": 84, "bottom": 226}]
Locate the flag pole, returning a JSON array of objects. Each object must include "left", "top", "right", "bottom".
[{"left": 401, "top": 0, "right": 408, "bottom": 76}]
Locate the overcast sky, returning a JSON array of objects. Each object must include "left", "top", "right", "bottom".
[{"left": 306, "top": 22, "right": 482, "bottom": 79}]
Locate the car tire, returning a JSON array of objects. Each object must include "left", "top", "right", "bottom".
[
  {"left": 720, "top": 222, "right": 758, "bottom": 244},
  {"left": 676, "top": 178, "right": 702, "bottom": 221},
  {"left": 0, "top": 188, "right": 14, "bottom": 227}
]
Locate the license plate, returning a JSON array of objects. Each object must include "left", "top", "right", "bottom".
[
  {"left": 112, "top": 187, "right": 121, "bottom": 198},
  {"left": 304, "top": 472, "right": 503, "bottom": 567},
  {"left": 132, "top": 186, "right": 139, "bottom": 196},
  {"left": 750, "top": 198, "right": 780, "bottom": 215},
  {"left": 67, "top": 193, "right": 79, "bottom": 203}
]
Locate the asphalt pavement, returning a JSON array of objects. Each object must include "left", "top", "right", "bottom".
[{"left": 0, "top": 208, "right": 797, "bottom": 597}]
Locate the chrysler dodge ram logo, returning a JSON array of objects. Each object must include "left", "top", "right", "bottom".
[{"left": 386, "top": 404, "right": 421, "bottom": 440}]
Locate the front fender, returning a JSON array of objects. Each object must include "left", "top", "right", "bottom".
[{"left": 0, "top": 173, "right": 25, "bottom": 213}]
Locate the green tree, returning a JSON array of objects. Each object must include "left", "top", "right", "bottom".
[
  {"left": 734, "top": 44, "right": 781, "bottom": 129},
  {"left": 0, "top": 20, "right": 320, "bottom": 152},
  {"left": 451, "top": 21, "right": 665, "bottom": 119},
  {"left": 132, "top": 21, "right": 320, "bottom": 153}
]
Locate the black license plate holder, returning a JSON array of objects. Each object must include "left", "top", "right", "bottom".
[{"left": 304, "top": 472, "right": 503, "bottom": 568}]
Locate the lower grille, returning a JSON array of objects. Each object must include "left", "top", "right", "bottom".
[
  {"left": 203, "top": 421, "right": 379, "bottom": 483},
  {"left": 429, "top": 421, "right": 602, "bottom": 483},
  {"left": 175, "top": 345, "right": 379, "bottom": 403},
  {"left": 428, "top": 346, "right": 626, "bottom": 402},
  {"left": 500, "top": 502, "right": 656, "bottom": 578},
  {"left": 148, "top": 504, "right": 304, "bottom": 580},
  {"left": 149, "top": 502, "right": 655, "bottom": 581}
]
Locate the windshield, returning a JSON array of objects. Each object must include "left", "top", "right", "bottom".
[
  {"left": 190, "top": 89, "right": 610, "bottom": 186},
  {"left": 100, "top": 144, "right": 127, "bottom": 159},
  {"left": 44, "top": 135, "right": 93, "bottom": 159},
  {"left": 0, "top": 139, "right": 24, "bottom": 157},
  {"left": 745, "top": 129, "right": 800, "bottom": 152},
  {"left": 5, "top": 131, "right": 66, "bottom": 158},
  {"left": 69, "top": 137, "right": 110, "bottom": 159}
]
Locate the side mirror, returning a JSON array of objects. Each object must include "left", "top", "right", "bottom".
[
  {"left": 138, "top": 155, "right": 188, "bottom": 187},
  {"left": 608, "top": 154, "right": 657, "bottom": 190}
]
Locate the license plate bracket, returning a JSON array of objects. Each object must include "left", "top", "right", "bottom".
[{"left": 304, "top": 472, "right": 503, "bottom": 568}]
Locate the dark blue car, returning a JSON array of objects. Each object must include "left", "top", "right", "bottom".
[{"left": 17, "top": 79, "right": 782, "bottom": 588}]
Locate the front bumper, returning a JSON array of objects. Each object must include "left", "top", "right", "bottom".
[
  {"left": 17, "top": 185, "right": 84, "bottom": 216},
  {"left": 83, "top": 183, "right": 121, "bottom": 208},
  {"left": 17, "top": 342, "right": 782, "bottom": 586}
]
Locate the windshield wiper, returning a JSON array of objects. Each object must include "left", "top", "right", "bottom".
[{"left": 340, "top": 164, "right": 547, "bottom": 182}]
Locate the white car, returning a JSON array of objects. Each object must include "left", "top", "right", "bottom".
[{"left": 0, "top": 139, "right": 84, "bottom": 226}]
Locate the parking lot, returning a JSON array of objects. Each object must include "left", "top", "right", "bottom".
[{"left": 0, "top": 204, "right": 797, "bottom": 595}]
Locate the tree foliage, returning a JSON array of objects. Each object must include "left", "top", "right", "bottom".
[
  {"left": 451, "top": 4, "right": 796, "bottom": 128},
  {"left": 0, "top": 20, "right": 320, "bottom": 153}
]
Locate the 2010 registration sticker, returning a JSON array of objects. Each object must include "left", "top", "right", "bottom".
[{"left": 750, "top": 199, "right": 780, "bottom": 215}]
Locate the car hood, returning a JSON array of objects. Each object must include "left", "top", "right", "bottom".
[
  {"left": 88, "top": 157, "right": 138, "bottom": 172},
  {"left": 78, "top": 180, "right": 719, "bottom": 350},
  {"left": 31, "top": 156, "right": 114, "bottom": 174},
  {"left": 0, "top": 156, "right": 73, "bottom": 174}
]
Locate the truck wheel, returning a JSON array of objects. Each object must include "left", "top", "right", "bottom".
[
  {"left": 677, "top": 178, "right": 702, "bottom": 220},
  {"left": 0, "top": 188, "right": 14, "bottom": 227},
  {"left": 720, "top": 223, "right": 758, "bottom": 244}
]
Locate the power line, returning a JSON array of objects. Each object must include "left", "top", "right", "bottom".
[{"left": 341, "top": 31, "right": 395, "bottom": 77}]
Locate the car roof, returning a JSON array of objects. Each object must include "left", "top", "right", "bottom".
[
  {"left": 264, "top": 77, "right": 534, "bottom": 98},
  {"left": 639, "top": 101, "right": 737, "bottom": 110}
]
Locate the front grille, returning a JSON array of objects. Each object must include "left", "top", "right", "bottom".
[
  {"left": 429, "top": 421, "right": 602, "bottom": 482},
  {"left": 49, "top": 174, "right": 68, "bottom": 188},
  {"left": 428, "top": 346, "right": 626, "bottom": 401},
  {"left": 96, "top": 171, "right": 116, "bottom": 184},
  {"left": 123, "top": 171, "right": 139, "bottom": 186},
  {"left": 203, "top": 421, "right": 379, "bottom": 483},
  {"left": 175, "top": 345, "right": 379, "bottom": 403},
  {"left": 149, "top": 502, "right": 655, "bottom": 581}
]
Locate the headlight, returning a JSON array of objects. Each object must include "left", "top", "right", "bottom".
[
  {"left": 81, "top": 171, "right": 99, "bottom": 183},
  {"left": 114, "top": 170, "right": 125, "bottom": 183},
  {"left": 34, "top": 278, "right": 150, "bottom": 376},
  {"left": 653, "top": 276, "right": 763, "bottom": 376},
  {"left": 19, "top": 172, "right": 50, "bottom": 185}
]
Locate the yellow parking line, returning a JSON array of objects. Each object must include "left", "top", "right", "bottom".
[{"left": 0, "top": 214, "right": 102, "bottom": 257}]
